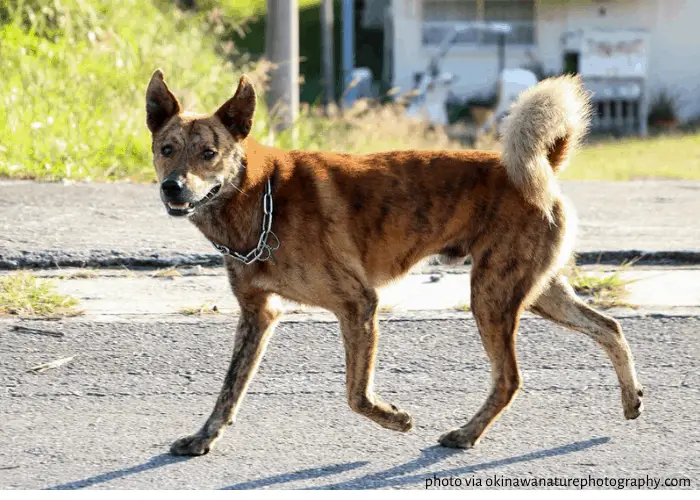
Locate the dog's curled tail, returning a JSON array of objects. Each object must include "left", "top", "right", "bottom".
[{"left": 500, "top": 75, "right": 591, "bottom": 219}]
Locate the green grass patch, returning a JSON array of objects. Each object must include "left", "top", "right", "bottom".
[
  {"left": 151, "top": 266, "right": 182, "bottom": 279},
  {"left": 179, "top": 302, "right": 220, "bottom": 315},
  {"left": 0, "top": 0, "right": 255, "bottom": 182},
  {"left": 0, "top": 272, "right": 82, "bottom": 316},
  {"left": 54, "top": 269, "right": 99, "bottom": 280},
  {"left": 568, "top": 265, "right": 636, "bottom": 309},
  {"left": 563, "top": 132, "right": 700, "bottom": 181}
]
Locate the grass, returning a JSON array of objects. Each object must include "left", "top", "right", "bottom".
[
  {"left": 282, "top": 101, "right": 457, "bottom": 154},
  {"left": 0, "top": 272, "right": 82, "bottom": 316},
  {"left": 478, "top": 130, "right": 700, "bottom": 181},
  {"left": 55, "top": 269, "right": 99, "bottom": 280},
  {"left": 478, "top": 129, "right": 700, "bottom": 181},
  {"left": 378, "top": 304, "right": 395, "bottom": 313},
  {"left": 179, "top": 303, "right": 220, "bottom": 315},
  {"left": 0, "top": 0, "right": 255, "bottom": 182},
  {"left": 568, "top": 265, "right": 636, "bottom": 309},
  {"left": 562, "top": 132, "right": 700, "bottom": 181},
  {"left": 151, "top": 267, "right": 182, "bottom": 279}
]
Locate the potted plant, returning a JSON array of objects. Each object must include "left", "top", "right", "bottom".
[{"left": 648, "top": 90, "right": 679, "bottom": 130}]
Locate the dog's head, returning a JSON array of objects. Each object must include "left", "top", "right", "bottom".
[{"left": 145, "top": 70, "right": 256, "bottom": 217}]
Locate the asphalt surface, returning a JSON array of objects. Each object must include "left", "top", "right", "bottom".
[
  {"left": 1, "top": 180, "right": 699, "bottom": 269},
  {"left": 1, "top": 316, "right": 698, "bottom": 489}
]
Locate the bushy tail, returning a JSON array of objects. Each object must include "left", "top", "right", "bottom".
[{"left": 499, "top": 75, "right": 591, "bottom": 219}]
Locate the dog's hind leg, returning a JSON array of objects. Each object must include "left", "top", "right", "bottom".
[
  {"left": 336, "top": 289, "right": 414, "bottom": 433},
  {"left": 529, "top": 275, "right": 644, "bottom": 419},
  {"left": 438, "top": 248, "right": 536, "bottom": 449},
  {"left": 170, "top": 290, "right": 281, "bottom": 456}
]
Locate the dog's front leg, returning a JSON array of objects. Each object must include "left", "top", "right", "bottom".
[
  {"left": 337, "top": 291, "right": 414, "bottom": 433},
  {"left": 170, "top": 292, "right": 281, "bottom": 456}
]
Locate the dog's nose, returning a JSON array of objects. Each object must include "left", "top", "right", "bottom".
[{"left": 161, "top": 178, "right": 185, "bottom": 196}]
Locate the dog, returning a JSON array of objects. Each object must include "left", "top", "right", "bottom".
[{"left": 145, "top": 70, "right": 643, "bottom": 456}]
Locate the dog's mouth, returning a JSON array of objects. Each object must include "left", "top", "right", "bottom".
[{"left": 165, "top": 183, "right": 222, "bottom": 217}]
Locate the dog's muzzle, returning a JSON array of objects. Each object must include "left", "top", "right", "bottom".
[{"left": 161, "top": 180, "right": 222, "bottom": 217}]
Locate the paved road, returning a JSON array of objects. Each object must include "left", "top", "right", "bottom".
[
  {"left": 1, "top": 180, "right": 699, "bottom": 268},
  {"left": 1, "top": 316, "right": 697, "bottom": 489}
]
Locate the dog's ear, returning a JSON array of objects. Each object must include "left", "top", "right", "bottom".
[
  {"left": 215, "top": 75, "right": 256, "bottom": 140},
  {"left": 146, "top": 69, "right": 181, "bottom": 134}
]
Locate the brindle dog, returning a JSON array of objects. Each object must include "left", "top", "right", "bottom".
[{"left": 145, "top": 71, "right": 643, "bottom": 456}]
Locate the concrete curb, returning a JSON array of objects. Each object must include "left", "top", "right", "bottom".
[
  {"left": 574, "top": 250, "right": 700, "bottom": 266},
  {"left": 0, "top": 250, "right": 222, "bottom": 270},
  {"left": 1, "top": 249, "right": 700, "bottom": 270},
  {"left": 4, "top": 308, "right": 700, "bottom": 326}
]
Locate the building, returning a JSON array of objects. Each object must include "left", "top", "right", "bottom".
[{"left": 380, "top": 0, "right": 700, "bottom": 123}]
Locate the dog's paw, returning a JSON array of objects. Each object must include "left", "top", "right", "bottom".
[
  {"left": 170, "top": 434, "right": 212, "bottom": 456},
  {"left": 390, "top": 410, "right": 414, "bottom": 433},
  {"left": 380, "top": 404, "right": 414, "bottom": 433},
  {"left": 623, "top": 386, "right": 644, "bottom": 420},
  {"left": 438, "top": 428, "right": 478, "bottom": 449}
]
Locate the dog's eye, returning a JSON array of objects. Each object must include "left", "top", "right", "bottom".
[
  {"left": 202, "top": 149, "right": 217, "bottom": 161},
  {"left": 161, "top": 145, "right": 174, "bottom": 157}
]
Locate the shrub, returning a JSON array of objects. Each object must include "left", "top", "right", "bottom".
[{"left": 647, "top": 89, "right": 679, "bottom": 126}]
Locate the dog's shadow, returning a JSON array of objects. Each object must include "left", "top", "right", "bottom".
[
  {"left": 301, "top": 436, "right": 611, "bottom": 490},
  {"left": 46, "top": 453, "right": 369, "bottom": 491},
  {"left": 46, "top": 436, "right": 609, "bottom": 490},
  {"left": 46, "top": 453, "right": 189, "bottom": 490},
  {"left": 219, "top": 461, "right": 371, "bottom": 490}
]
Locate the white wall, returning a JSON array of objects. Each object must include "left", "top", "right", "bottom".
[
  {"left": 647, "top": 0, "right": 700, "bottom": 121},
  {"left": 537, "top": 0, "right": 700, "bottom": 121},
  {"left": 390, "top": 0, "right": 534, "bottom": 99},
  {"left": 392, "top": 0, "right": 700, "bottom": 121}
]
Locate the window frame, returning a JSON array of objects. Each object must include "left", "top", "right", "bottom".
[{"left": 420, "top": 0, "right": 536, "bottom": 48}]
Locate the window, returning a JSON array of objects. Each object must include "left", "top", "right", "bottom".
[{"left": 422, "top": 0, "right": 535, "bottom": 46}]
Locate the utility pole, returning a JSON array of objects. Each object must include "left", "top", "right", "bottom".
[
  {"left": 321, "top": 0, "right": 335, "bottom": 112},
  {"left": 266, "top": 0, "right": 299, "bottom": 145},
  {"left": 341, "top": 0, "right": 355, "bottom": 109}
]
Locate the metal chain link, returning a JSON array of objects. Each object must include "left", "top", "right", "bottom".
[{"left": 210, "top": 178, "right": 280, "bottom": 265}]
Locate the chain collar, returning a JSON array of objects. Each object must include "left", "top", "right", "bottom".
[{"left": 209, "top": 178, "right": 280, "bottom": 265}]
